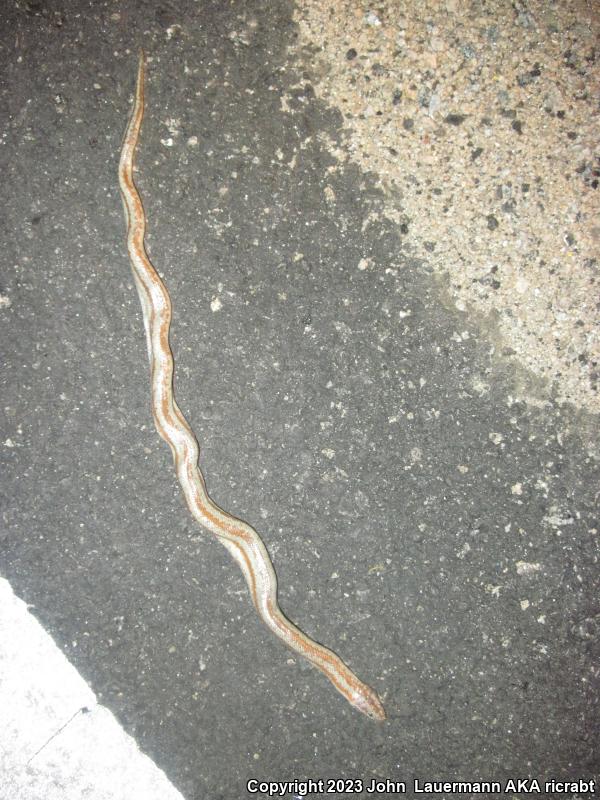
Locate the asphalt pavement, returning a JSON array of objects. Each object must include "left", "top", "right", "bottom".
[{"left": 1, "top": 2, "right": 598, "bottom": 798}]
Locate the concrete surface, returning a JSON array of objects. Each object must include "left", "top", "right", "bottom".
[
  {"left": 1, "top": 1, "right": 598, "bottom": 798},
  {"left": 293, "top": 0, "right": 600, "bottom": 414},
  {"left": 0, "top": 578, "right": 184, "bottom": 800}
]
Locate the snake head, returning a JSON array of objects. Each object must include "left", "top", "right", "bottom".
[{"left": 352, "top": 684, "right": 386, "bottom": 721}]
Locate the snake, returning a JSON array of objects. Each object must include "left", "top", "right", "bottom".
[{"left": 118, "top": 50, "right": 385, "bottom": 721}]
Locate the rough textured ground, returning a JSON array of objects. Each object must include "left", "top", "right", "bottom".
[
  {"left": 293, "top": 0, "right": 600, "bottom": 414},
  {"left": 1, "top": 1, "right": 599, "bottom": 799},
  {"left": 0, "top": 579, "right": 184, "bottom": 800}
]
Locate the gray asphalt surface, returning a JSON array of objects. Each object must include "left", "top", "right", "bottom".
[{"left": 1, "top": 2, "right": 599, "bottom": 798}]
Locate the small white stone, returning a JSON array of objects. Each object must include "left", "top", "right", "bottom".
[
  {"left": 515, "top": 561, "right": 541, "bottom": 575},
  {"left": 365, "top": 10, "right": 381, "bottom": 26},
  {"left": 515, "top": 276, "right": 529, "bottom": 294}
]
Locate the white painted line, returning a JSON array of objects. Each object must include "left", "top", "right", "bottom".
[{"left": 0, "top": 577, "right": 185, "bottom": 800}]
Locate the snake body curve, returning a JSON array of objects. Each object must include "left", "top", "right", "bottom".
[{"left": 118, "top": 51, "right": 385, "bottom": 721}]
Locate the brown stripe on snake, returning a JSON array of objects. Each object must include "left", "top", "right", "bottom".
[{"left": 118, "top": 50, "right": 385, "bottom": 721}]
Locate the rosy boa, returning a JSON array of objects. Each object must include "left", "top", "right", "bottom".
[{"left": 118, "top": 51, "right": 385, "bottom": 721}]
